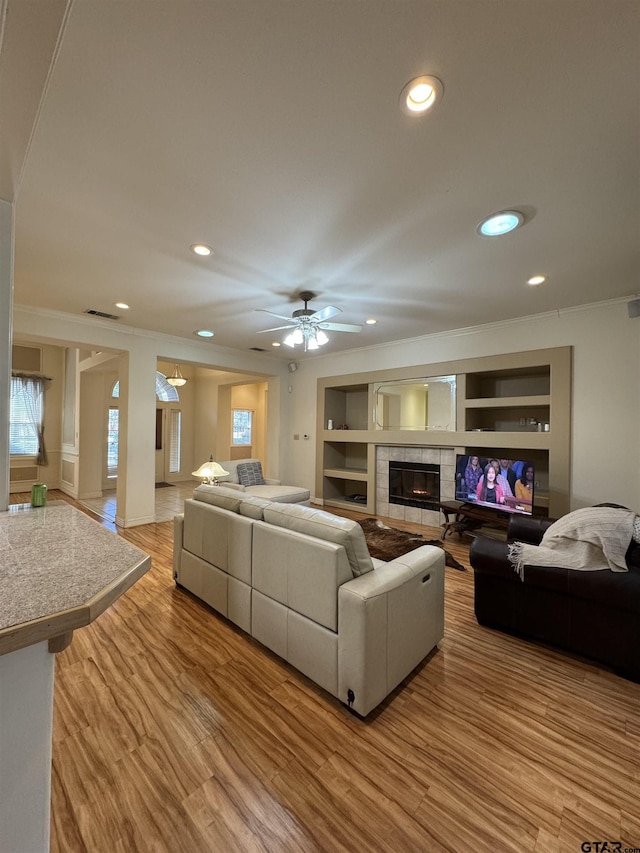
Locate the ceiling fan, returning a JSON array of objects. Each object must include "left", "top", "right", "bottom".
[{"left": 257, "top": 290, "right": 362, "bottom": 351}]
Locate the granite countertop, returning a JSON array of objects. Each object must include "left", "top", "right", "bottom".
[{"left": 0, "top": 502, "right": 151, "bottom": 655}]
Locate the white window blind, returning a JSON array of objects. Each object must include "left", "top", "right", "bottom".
[
  {"left": 10, "top": 376, "right": 43, "bottom": 456},
  {"left": 232, "top": 409, "right": 253, "bottom": 446},
  {"left": 169, "top": 409, "right": 181, "bottom": 473}
]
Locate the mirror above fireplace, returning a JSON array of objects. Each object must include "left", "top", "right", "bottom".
[{"left": 374, "top": 375, "right": 456, "bottom": 431}]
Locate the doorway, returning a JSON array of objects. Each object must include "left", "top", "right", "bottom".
[{"left": 155, "top": 406, "right": 182, "bottom": 483}]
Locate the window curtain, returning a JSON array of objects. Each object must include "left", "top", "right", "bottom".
[{"left": 11, "top": 374, "right": 48, "bottom": 465}]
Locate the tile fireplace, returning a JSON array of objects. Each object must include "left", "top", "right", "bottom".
[{"left": 376, "top": 446, "right": 456, "bottom": 526}]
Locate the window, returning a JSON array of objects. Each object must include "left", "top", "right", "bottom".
[
  {"left": 107, "top": 407, "right": 119, "bottom": 478},
  {"left": 10, "top": 376, "right": 45, "bottom": 458},
  {"left": 108, "top": 375, "right": 182, "bottom": 479},
  {"left": 168, "top": 410, "right": 181, "bottom": 473},
  {"left": 112, "top": 372, "right": 179, "bottom": 402},
  {"left": 232, "top": 409, "right": 253, "bottom": 446}
]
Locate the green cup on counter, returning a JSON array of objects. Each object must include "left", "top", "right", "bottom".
[{"left": 30, "top": 483, "right": 47, "bottom": 507}]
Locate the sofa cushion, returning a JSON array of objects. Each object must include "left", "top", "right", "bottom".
[
  {"left": 212, "top": 481, "right": 246, "bottom": 492},
  {"left": 218, "top": 458, "right": 263, "bottom": 485},
  {"left": 193, "top": 484, "right": 243, "bottom": 513},
  {"left": 237, "top": 461, "right": 265, "bottom": 486},
  {"left": 248, "top": 484, "right": 310, "bottom": 504},
  {"left": 263, "top": 503, "right": 374, "bottom": 577},
  {"left": 238, "top": 494, "right": 271, "bottom": 520}
]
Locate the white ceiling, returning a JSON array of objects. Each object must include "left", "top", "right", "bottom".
[{"left": 4, "top": 0, "right": 639, "bottom": 359}]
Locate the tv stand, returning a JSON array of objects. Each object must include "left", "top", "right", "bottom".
[{"left": 439, "top": 500, "right": 510, "bottom": 540}]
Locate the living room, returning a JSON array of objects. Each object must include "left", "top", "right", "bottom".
[{"left": 2, "top": 1, "right": 640, "bottom": 851}]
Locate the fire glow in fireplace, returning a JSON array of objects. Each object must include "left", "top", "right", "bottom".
[{"left": 389, "top": 460, "right": 440, "bottom": 510}]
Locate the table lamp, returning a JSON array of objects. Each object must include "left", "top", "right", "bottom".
[{"left": 192, "top": 456, "right": 229, "bottom": 485}]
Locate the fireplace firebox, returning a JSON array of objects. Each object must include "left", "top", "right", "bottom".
[{"left": 389, "top": 460, "right": 440, "bottom": 510}]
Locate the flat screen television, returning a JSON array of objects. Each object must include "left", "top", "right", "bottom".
[{"left": 455, "top": 454, "right": 535, "bottom": 516}]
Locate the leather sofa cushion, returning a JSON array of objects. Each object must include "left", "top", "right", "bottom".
[
  {"left": 247, "top": 484, "right": 310, "bottom": 503},
  {"left": 263, "top": 503, "right": 374, "bottom": 577},
  {"left": 471, "top": 537, "right": 640, "bottom": 614},
  {"left": 194, "top": 484, "right": 272, "bottom": 519},
  {"left": 238, "top": 495, "right": 271, "bottom": 520},
  {"left": 193, "top": 484, "right": 243, "bottom": 513}
]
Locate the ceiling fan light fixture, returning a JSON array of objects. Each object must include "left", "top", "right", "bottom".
[
  {"left": 257, "top": 293, "right": 359, "bottom": 350},
  {"left": 166, "top": 364, "right": 187, "bottom": 386}
]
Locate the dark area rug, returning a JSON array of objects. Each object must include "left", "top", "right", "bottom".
[
  {"left": 358, "top": 517, "right": 466, "bottom": 571},
  {"left": 155, "top": 482, "right": 176, "bottom": 488}
]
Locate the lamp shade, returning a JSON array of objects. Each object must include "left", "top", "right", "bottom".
[
  {"left": 192, "top": 456, "right": 229, "bottom": 484},
  {"left": 167, "top": 364, "right": 187, "bottom": 386}
]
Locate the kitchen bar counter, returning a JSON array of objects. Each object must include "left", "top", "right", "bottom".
[
  {"left": 0, "top": 501, "right": 151, "bottom": 852},
  {"left": 0, "top": 501, "right": 150, "bottom": 655}
]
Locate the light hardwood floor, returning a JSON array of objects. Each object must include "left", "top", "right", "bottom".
[{"left": 10, "top": 491, "right": 640, "bottom": 852}]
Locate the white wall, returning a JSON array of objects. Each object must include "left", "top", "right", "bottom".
[
  {"left": 286, "top": 300, "right": 640, "bottom": 512},
  {"left": 78, "top": 371, "right": 105, "bottom": 498}
]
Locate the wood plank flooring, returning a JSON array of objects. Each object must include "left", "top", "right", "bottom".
[{"left": 10, "top": 492, "right": 640, "bottom": 852}]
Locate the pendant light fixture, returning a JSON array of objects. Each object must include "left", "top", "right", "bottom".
[{"left": 166, "top": 364, "right": 187, "bottom": 386}]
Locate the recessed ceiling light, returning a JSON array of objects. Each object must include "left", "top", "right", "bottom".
[
  {"left": 365, "top": 318, "right": 377, "bottom": 325},
  {"left": 195, "top": 329, "right": 214, "bottom": 337},
  {"left": 115, "top": 302, "right": 129, "bottom": 310},
  {"left": 191, "top": 243, "right": 213, "bottom": 256},
  {"left": 527, "top": 275, "right": 547, "bottom": 286},
  {"left": 477, "top": 210, "right": 525, "bottom": 237},
  {"left": 272, "top": 341, "right": 281, "bottom": 347},
  {"left": 400, "top": 76, "right": 443, "bottom": 115}
]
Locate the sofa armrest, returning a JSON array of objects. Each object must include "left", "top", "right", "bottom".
[
  {"left": 263, "top": 477, "right": 281, "bottom": 485},
  {"left": 469, "top": 537, "right": 513, "bottom": 579},
  {"left": 173, "top": 513, "right": 184, "bottom": 580},
  {"left": 337, "top": 545, "right": 445, "bottom": 716},
  {"left": 507, "top": 514, "right": 555, "bottom": 544}
]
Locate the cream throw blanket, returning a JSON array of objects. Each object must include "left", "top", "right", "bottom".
[{"left": 507, "top": 507, "right": 636, "bottom": 581}]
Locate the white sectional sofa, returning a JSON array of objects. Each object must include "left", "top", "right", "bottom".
[
  {"left": 216, "top": 458, "right": 310, "bottom": 505},
  {"left": 173, "top": 485, "right": 445, "bottom": 716}
]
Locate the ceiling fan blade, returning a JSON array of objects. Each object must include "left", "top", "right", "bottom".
[
  {"left": 256, "top": 309, "right": 295, "bottom": 321},
  {"left": 310, "top": 305, "right": 341, "bottom": 323},
  {"left": 257, "top": 324, "right": 296, "bottom": 333},
  {"left": 318, "top": 322, "right": 363, "bottom": 333}
]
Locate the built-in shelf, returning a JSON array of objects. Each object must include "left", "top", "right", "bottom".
[
  {"left": 465, "top": 395, "right": 551, "bottom": 409},
  {"left": 316, "top": 348, "right": 571, "bottom": 518},
  {"left": 323, "top": 467, "right": 368, "bottom": 481}
]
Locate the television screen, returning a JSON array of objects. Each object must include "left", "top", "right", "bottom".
[{"left": 455, "top": 454, "right": 535, "bottom": 516}]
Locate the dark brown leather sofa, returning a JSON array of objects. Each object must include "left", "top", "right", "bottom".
[{"left": 469, "top": 514, "right": 640, "bottom": 681}]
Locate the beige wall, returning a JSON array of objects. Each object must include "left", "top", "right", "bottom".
[
  {"left": 285, "top": 299, "right": 640, "bottom": 512},
  {"left": 10, "top": 298, "right": 640, "bottom": 516},
  {"left": 9, "top": 343, "right": 64, "bottom": 493}
]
